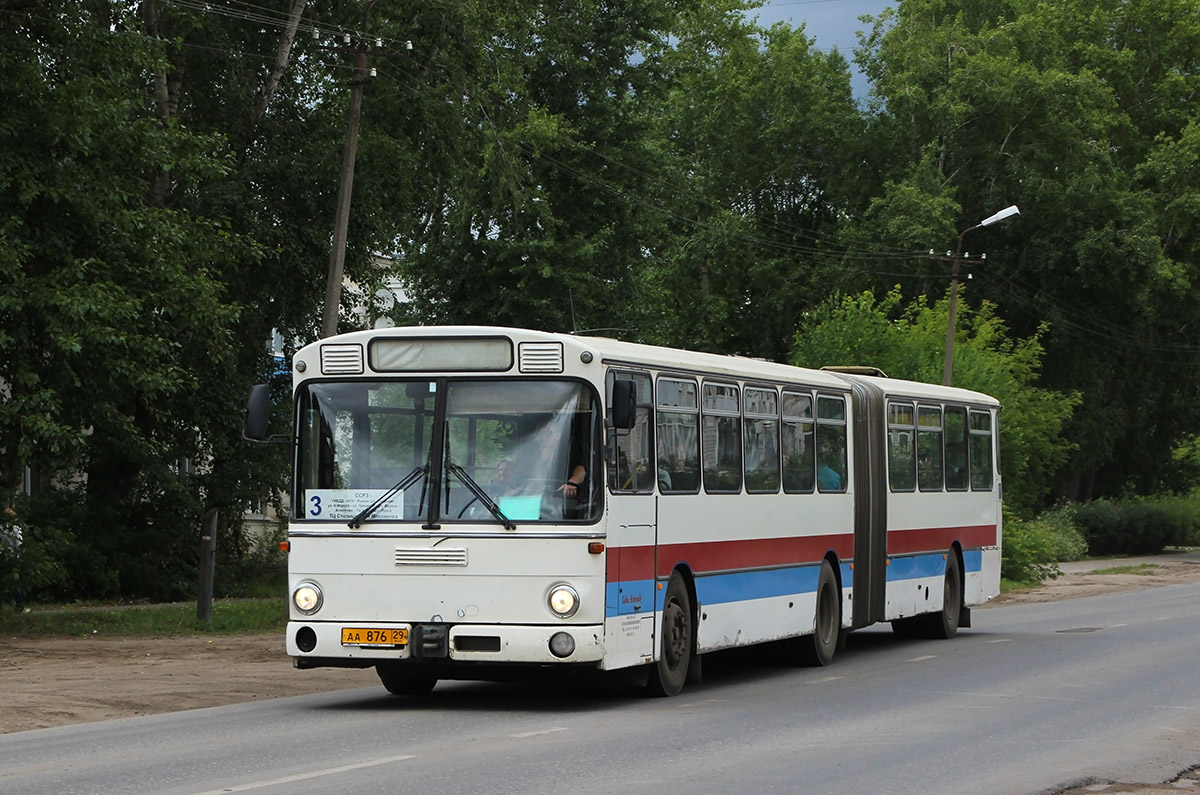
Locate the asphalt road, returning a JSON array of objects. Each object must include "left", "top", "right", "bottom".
[{"left": 2, "top": 582, "right": 1199, "bottom": 795}]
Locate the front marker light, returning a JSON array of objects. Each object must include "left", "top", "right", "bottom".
[
  {"left": 293, "top": 582, "right": 323, "bottom": 615},
  {"left": 548, "top": 584, "right": 579, "bottom": 618}
]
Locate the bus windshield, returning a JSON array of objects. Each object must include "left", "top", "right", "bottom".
[{"left": 295, "top": 379, "right": 601, "bottom": 525}]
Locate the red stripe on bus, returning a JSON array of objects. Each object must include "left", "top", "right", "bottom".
[
  {"left": 887, "top": 524, "right": 997, "bottom": 555},
  {"left": 606, "top": 545, "right": 656, "bottom": 581},
  {"left": 655, "top": 534, "right": 854, "bottom": 578}
]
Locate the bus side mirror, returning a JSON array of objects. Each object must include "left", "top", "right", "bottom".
[
  {"left": 243, "top": 384, "right": 270, "bottom": 441},
  {"left": 611, "top": 380, "right": 636, "bottom": 430}
]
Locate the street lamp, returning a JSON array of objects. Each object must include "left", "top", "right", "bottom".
[{"left": 940, "top": 204, "right": 1020, "bottom": 385}]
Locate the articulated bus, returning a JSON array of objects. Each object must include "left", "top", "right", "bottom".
[{"left": 243, "top": 326, "right": 1001, "bottom": 696}]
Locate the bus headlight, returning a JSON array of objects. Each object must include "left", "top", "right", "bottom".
[
  {"left": 293, "top": 582, "right": 323, "bottom": 615},
  {"left": 547, "top": 584, "right": 579, "bottom": 618}
]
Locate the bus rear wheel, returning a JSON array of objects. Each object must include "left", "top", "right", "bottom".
[
  {"left": 925, "top": 553, "right": 962, "bottom": 639},
  {"left": 799, "top": 560, "right": 840, "bottom": 667},
  {"left": 646, "top": 573, "right": 692, "bottom": 697},
  {"left": 376, "top": 662, "right": 437, "bottom": 696}
]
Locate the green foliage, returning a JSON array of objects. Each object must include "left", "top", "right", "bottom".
[
  {"left": 999, "top": 509, "right": 1060, "bottom": 585},
  {"left": 2, "top": 0, "right": 1199, "bottom": 601},
  {"left": 1090, "top": 563, "right": 1159, "bottom": 576},
  {"left": 855, "top": 0, "right": 1200, "bottom": 502},
  {"left": 215, "top": 521, "right": 288, "bottom": 599},
  {"left": 1074, "top": 493, "right": 1200, "bottom": 556},
  {"left": 1164, "top": 435, "right": 1200, "bottom": 494},
  {"left": 0, "top": 599, "right": 286, "bottom": 636},
  {"left": 1029, "top": 504, "right": 1089, "bottom": 563},
  {"left": 791, "top": 288, "right": 1080, "bottom": 514}
]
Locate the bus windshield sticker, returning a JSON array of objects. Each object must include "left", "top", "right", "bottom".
[
  {"left": 498, "top": 495, "right": 541, "bottom": 520},
  {"left": 306, "top": 489, "right": 411, "bottom": 521}
]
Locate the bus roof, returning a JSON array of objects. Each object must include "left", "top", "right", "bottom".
[{"left": 299, "top": 326, "right": 1000, "bottom": 408}]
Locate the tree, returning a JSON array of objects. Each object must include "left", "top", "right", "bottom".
[
  {"left": 791, "top": 288, "right": 1079, "bottom": 515},
  {"left": 638, "top": 20, "right": 868, "bottom": 361},
  {"left": 853, "top": 0, "right": 1200, "bottom": 502}
]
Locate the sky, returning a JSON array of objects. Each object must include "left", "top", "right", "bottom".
[{"left": 748, "top": 0, "right": 893, "bottom": 96}]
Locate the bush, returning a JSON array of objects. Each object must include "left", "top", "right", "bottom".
[
  {"left": 1074, "top": 494, "right": 1200, "bottom": 556},
  {"left": 1032, "top": 504, "right": 1089, "bottom": 563},
  {"left": 1001, "top": 508, "right": 1060, "bottom": 584},
  {"left": 216, "top": 518, "right": 288, "bottom": 599}
]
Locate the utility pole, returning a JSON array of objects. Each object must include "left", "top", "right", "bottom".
[
  {"left": 930, "top": 205, "right": 1020, "bottom": 385},
  {"left": 321, "top": 0, "right": 379, "bottom": 339}
]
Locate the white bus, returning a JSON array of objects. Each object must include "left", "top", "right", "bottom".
[{"left": 244, "top": 326, "right": 1001, "bottom": 696}]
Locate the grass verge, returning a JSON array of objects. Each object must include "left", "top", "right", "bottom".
[
  {"left": 0, "top": 599, "right": 286, "bottom": 636},
  {"left": 1088, "top": 563, "right": 1161, "bottom": 576}
]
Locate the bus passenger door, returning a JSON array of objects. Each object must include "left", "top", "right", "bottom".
[{"left": 604, "top": 371, "right": 657, "bottom": 667}]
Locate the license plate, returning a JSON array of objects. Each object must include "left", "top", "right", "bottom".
[{"left": 341, "top": 627, "right": 409, "bottom": 646}]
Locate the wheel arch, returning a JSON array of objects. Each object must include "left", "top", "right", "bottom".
[
  {"left": 668, "top": 563, "right": 699, "bottom": 626},
  {"left": 949, "top": 541, "right": 966, "bottom": 597}
]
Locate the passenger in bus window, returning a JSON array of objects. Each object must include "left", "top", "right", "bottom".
[
  {"left": 817, "top": 438, "right": 844, "bottom": 491},
  {"left": 490, "top": 458, "right": 517, "bottom": 496}
]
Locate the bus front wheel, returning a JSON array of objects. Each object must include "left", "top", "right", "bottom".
[{"left": 647, "top": 573, "right": 692, "bottom": 697}]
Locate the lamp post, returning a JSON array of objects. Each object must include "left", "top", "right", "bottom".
[{"left": 940, "top": 204, "right": 1020, "bottom": 385}]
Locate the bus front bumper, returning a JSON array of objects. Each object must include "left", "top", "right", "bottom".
[{"left": 287, "top": 621, "right": 605, "bottom": 665}]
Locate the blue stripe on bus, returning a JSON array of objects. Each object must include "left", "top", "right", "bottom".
[
  {"left": 886, "top": 550, "right": 985, "bottom": 583},
  {"left": 606, "top": 580, "right": 656, "bottom": 617},
  {"left": 602, "top": 562, "right": 857, "bottom": 615},
  {"left": 964, "top": 548, "right": 983, "bottom": 572},
  {"left": 605, "top": 552, "right": 986, "bottom": 616}
]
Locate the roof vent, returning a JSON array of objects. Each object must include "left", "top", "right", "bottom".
[
  {"left": 321, "top": 343, "right": 365, "bottom": 374},
  {"left": 519, "top": 341, "right": 564, "bottom": 373}
]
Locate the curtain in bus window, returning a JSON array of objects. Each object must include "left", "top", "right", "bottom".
[
  {"left": 447, "top": 380, "right": 598, "bottom": 521},
  {"left": 656, "top": 378, "right": 700, "bottom": 493},
  {"left": 944, "top": 406, "right": 969, "bottom": 490},
  {"left": 816, "top": 395, "right": 847, "bottom": 492},
  {"left": 917, "top": 405, "right": 944, "bottom": 492},
  {"left": 781, "top": 391, "right": 815, "bottom": 493},
  {"left": 744, "top": 387, "right": 780, "bottom": 493},
  {"left": 703, "top": 383, "right": 742, "bottom": 493},
  {"left": 969, "top": 411, "right": 994, "bottom": 491},
  {"left": 887, "top": 402, "right": 915, "bottom": 491}
]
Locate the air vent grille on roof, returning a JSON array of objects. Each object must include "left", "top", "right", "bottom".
[
  {"left": 519, "top": 341, "right": 564, "bottom": 373},
  {"left": 394, "top": 547, "right": 468, "bottom": 567},
  {"left": 321, "top": 344, "right": 365, "bottom": 375}
]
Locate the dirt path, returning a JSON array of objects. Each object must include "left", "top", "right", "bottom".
[{"left": 5, "top": 555, "right": 1200, "bottom": 795}]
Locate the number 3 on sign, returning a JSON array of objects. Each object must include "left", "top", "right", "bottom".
[{"left": 309, "top": 495, "right": 322, "bottom": 517}]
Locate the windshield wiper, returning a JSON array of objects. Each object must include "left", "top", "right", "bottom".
[
  {"left": 445, "top": 460, "right": 516, "bottom": 530},
  {"left": 347, "top": 465, "right": 429, "bottom": 528}
]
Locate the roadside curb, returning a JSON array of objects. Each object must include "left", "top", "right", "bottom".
[{"left": 1056, "top": 548, "right": 1200, "bottom": 575}]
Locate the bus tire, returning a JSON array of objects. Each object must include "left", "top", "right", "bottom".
[
  {"left": 926, "top": 552, "right": 962, "bottom": 640},
  {"left": 800, "top": 560, "right": 839, "bottom": 667},
  {"left": 376, "top": 662, "right": 437, "bottom": 696},
  {"left": 646, "top": 573, "right": 692, "bottom": 697}
]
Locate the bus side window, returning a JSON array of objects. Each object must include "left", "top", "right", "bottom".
[
  {"left": 887, "top": 401, "right": 915, "bottom": 492},
  {"left": 917, "top": 405, "right": 944, "bottom": 491},
  {"left": 702, "top": 382, "right": 742, "bottom": 493},
  {"left": 816, "top": 395, "right": 847, "bottom": 493},
  {"left": 969, "top": 410, "right": 994, "bottom": 491},
  {"left": 944, "top": 406, "right": 969, "bottom": 491},
  {"left": 656, "top": 378, "right": 700, "bottom": 493},
  {"left": 607, "top": 371, "right": 654, "bottom": 493},
  {"left": 782, "top": 391, "right": 814, "bottom": 493},
  {"left": 744, "top": 387, "right": 780, "bottom": 493}
]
